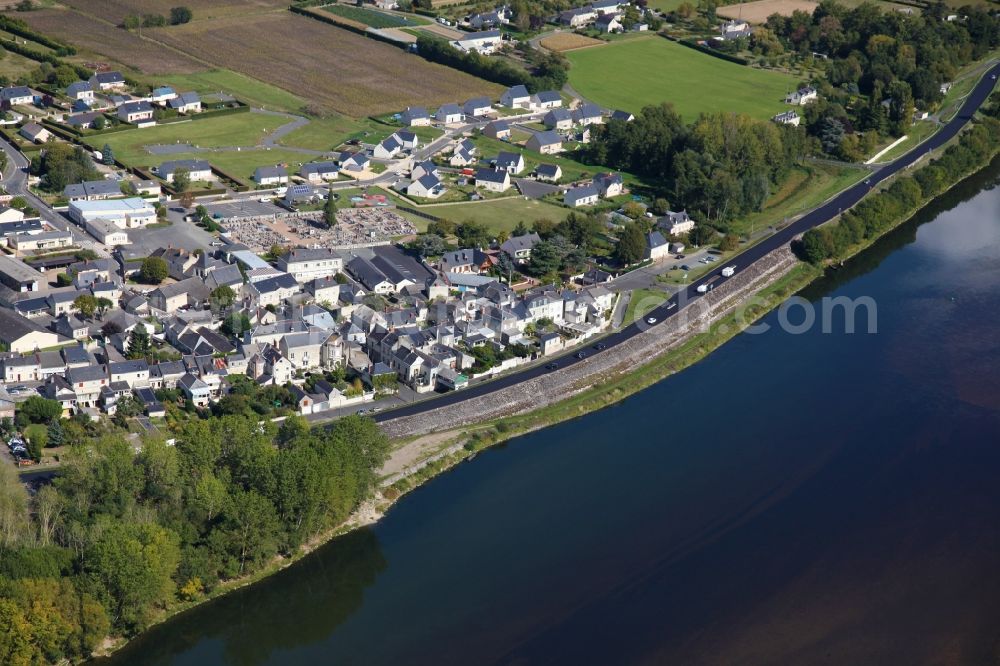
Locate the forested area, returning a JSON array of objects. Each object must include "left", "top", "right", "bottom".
[
  {"left": 763, "top": 1, "right": 1000, "bottom": 159},
  {"left": 583, "top": 103, "right": 807, "bottom": 224},
  {"left": 0, "top": 414, "right": 390, "bottom": 664},
  {"left": 800, "top": 106, "right": 1000, "bottom": 263}
]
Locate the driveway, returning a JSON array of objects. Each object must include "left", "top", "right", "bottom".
[{"left": 515, "top": 178, "right": 561, "bottom": 199}]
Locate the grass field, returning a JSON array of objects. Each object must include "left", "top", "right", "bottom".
[
  {"left": 151, "top": 70, "right": 306, "bottom": 112},
  {"left": 717, "top": 0, "right": 818, "bottom": 24},
  {"left": 59, "top": 0, "right": 287, "bottom": 24},
  {"left": 732, "top": 163, "right": 867, "bottom": 236},
  {"left": 413, "top": 197, "right": 571, "bottom": 233},
  {"left": 566, "top": 36, "right": 799, "bottom": 121},
  {"left": 20, "top": 7, "right": 205, "bottom": 74},
  {"left": 322, "top": 4, "right": 420, "bottom": 28},
  {"left": 539, "top": 33, "right": 605, "bottom": 52},
  {"left": 149, "top": 12, "right": 502, "bottom": 116}
]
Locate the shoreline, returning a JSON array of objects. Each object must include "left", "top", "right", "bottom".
[{"left": 89, "top": 108, "right": 1000, "bottom": 664}]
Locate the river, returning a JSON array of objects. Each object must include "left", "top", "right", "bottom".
[{"left": 99, "top": 158, "right": 1000, "bottom": 666}]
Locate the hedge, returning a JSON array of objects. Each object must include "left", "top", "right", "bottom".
[
  {"left": 0, "top": 15, "right": 75, "bottom": 54},
  {"left": 674, "top": 38, "right": 750, "bottom": 66}
]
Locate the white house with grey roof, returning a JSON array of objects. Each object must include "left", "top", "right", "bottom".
[
  {"left": 276, "top": 248, "right": 343, "bottom": 283},
  {"left": 474, "top": 167, "right": 511, "bottom": 193},
  {"left": 64, "top": 179, "right": 123, "bottom": 201},
  {"left": 564, "top": 184, "right": 600, "bottom": 207},
  {"left": 167, "top": 91, "right": 201, "bottom": 114},
  {"left": 65, "top": 81, "right": 94, "bottom": 101},
  {"left": 158, "top": 159, "right": 212, "bottom": 182},
  {"left": 483, "top": 119, "right": 511, "bottom": 140},
  {"left": 401, "top": 106, "right": 430, "bottom": 126},
  {"left": 407, "top": 173, "right": 446, "bottom": 199},
  {"left": 531, "top": 91, "right": 563, "bottom": 110},
  {"left": 493, "top": 150, "right": 525, "bottom": 174},
  {"left": 451, "top": 29, "right": 503, "bottom": 55},
  {"left": 89, "top": 71, "right": 125, "bottom": 91},
  {"left": 526, "top": 130, "right": 563, "bottom": 154},
  {"left": 0, "top": 86, "right": 34, "bottom": 106},
  {"left": 501, "top": 85, "right": 531, "bottom": 109},
  {"left": 254, "top": 165, "right": 288, "bottom": 186},
  {"left": 543, "top": 108, "right": 573, "bottom": 131},
  {"left": 435, "top": 103, "right": 463, "bottom": 124},
  {"left": 463, "top": 97, "right": 493, "bottom": 117},
  {"left": 117, "top": 101, "right": 155, "bottom": 124},
  {"left": 300, "top": 161, "right": 340, "bottom": 183}
]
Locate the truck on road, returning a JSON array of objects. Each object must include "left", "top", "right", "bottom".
[
  {"left": 696, "top": 275, "right": 721, "bottom": 293},
  {"left": 721, "top": 265, "right": 736, "bottom": 278}
]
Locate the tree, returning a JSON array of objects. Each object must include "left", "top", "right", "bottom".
[
  {"left": 719, "top": 233, "right": 740, "bottom": 251},
  {"left": 95, "top": 297, "right": 112, "bottom": 320},
  {"left": 123, "top": 14, "right": 141, "bottom": 30},
  {"left": 179, "top": 191, "right": 194, "bottom": 209},
  {"left": 23, "top": 424, "right": 48, "bottom": 452},
  {"left": 127, "top": 327, "right": 151, "bottom": 360},
  {"left": 615, "top": 223, "right": 646, "bottom": 265},
  {"left": 210, "top": 285, "right": 235, "bottom": 310},
  {"left": 169, "top": 6, "right": 192, "bottom": 24},
  {"left": 73, "top": 294, "right": 97, "bottom": 319},
  {"left": 47, "top": 418, "right": 64, "bottom": 448},
  {"left": 17, "top": 396, "right": 62, "bottom": 425},
  {"left": 139, "top": 256, "right": 168, "bottom": 284},
  {"left": 222, "top": 489, "right": 280, "bottom": 575},
  {"left": 413, "top": 233, "right": 446, "bottom": 258},
  {"left": 101, "top": 143, "right": 114, "bottom": 166},
  {"left": 323, "top": 193, "right": 337, "bottom": 228},
  {"left": 171, "top": 167, "right": 190, "bottom": 193}
]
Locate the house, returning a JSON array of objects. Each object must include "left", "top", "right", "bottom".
[
  {"left": 85, "top": 217, "right": 129, "bottom": 246},
  {"left": 475, "top": 167, "right": 511, "bottom": 193},
  {"left": 658, "top": 210, "right": 694, "bottom": 235},
  {"left": 592, "top": 0, "right": 625, "bottom": 12},
  {"left": 572, "top": 103, "right": 604, "bottom": 126},
  {"left": 179, "top": 373, "right": 211, "bottom": 407},
  {"left": 150, "top": 86, "right": 177, "bottom": 104},
  {"left": 411, "top": 160, "right": 439, "bottom": 181},
  {"left": 610, "top": 109, "right": 635, "bottom": 122},
  {"left": 0, "top": 308, "right": 64, "bottom": 353},
  {"left": 284, "top": 184, "right": 316, "bottom": 207},
  {"left": 772, "top": 110, "right": 801, "bottom": 126},
  {"left": 564, "top": 184, "right": 600, "bottom": 207},
  {"left": 67, "top": 364, "right": 108, "bottom": 408},
  {"left": 149, "top": 277, "right": 211, "bottom": 313},
  {"left": 441, "top": 248, "right": 492, "bottom": 274},
  {"left": 253, "top": 165, "right": 288, "bottom": 187},
  {"left": 593, "top": 172, "right": 624, "bottom": 197},
  {"left": 63, "top": 179, "right": 123, "bottom": 201},
  {"left": 493, "top": 151, "right": 525, "bottom": 174},
  {"left": 401, "top": 106, "right": 430, "bottom": 126},
  {"left": 347, "top": 257, "right": 394, "bottom": 294},
  {"left": 526, "top": 130, "right": 562, "bottom": 154},
  {"left": 18, "top": 123, "right": 50, "bottom": 144},
  {"left": 463, "top": 97, "right": 492, "bottom": 117},
  {"left": 0, "top": 255, "right": 42, "bottom": 292},
  {"left": 68, "top": 198, "right": 156, "bottom": 229},
  {"left": 449, "top": 144, "right": 477, "bottom": 167},
  {"left": 559, "top": 6, "right": 597, "bottom": 27},
  {"left": 158, "top": 159, "right": 212, "bottom": 182},
  {"left": 132, "top": 179, "right": 161, "bottom": 197},
  {"left": 435, "top": 103, "right": 463, "bottom": 124},
  {"left": 243, "top": 273, "right": 299, "bottom": 307},
  {"left": 940, "top": 81, "right": 953, "bottom": 94},
  {"left": 483, "top": 119, "right": 511, "bottom": 140},
  {"left": 66, "top": 111, "right": 104, "bottom": 130},
  {"left": 500, "top": 232, "right": 541, "bottom": 263},
  {"left": 595, "top": 13, "right": 623, "bottom": 33},
  {"left": 308, "top": 276, "right": 341, "bottom": 304},
  {"left": 9, "top": 231, "right": 72, "bottom": 254},
  {"left": 1, "top": 355, "right": 39, "bottom": 383},
  {"left": 535, "top": 164, "right": 562, "bottom": 182},
  {"left": 451, "top": 29, "right": 503, "bottom": 55},
  {"left": 785, "top": 86, "right": 818, "bottom": 105},
  {"left": 393, "top": 130, "right": 418, "bottom": 150},
  {"left": 167, "top": 91, "right": 201, "bottom": 114},
  {"left": 300, "top": 161, "right": 340, "bottom": 183},
  {"left": 500, "top": 85, "right": 531, "bottom": 109},
  {"left": 373, "top": 135, "right": 402, "bottom": 159},
  {"left": 65, "top": 81, "right": 94, "bottom": 101},
  {"left": 407, "top": 173, "right": 446, "bottom": 199},
  {"left": 108, "top": 359, "right": 149, "bottom": 388},
  {"left": 276, "top": 248, "right": 343, "bottom": 282},
  {"left": 0, "top": 86, "right": 33, "bottom": 106},
  {"left": 279, "top": 331, "right": 328, "bottom": 370},
  {"left": 645, "top": 231, "right": 671, "bottom": 260},
  {"left": 117, "top": 101, "right": 155, "bottom": 124},
  {"left": 531, "top": 91, "right": 563, "bottom": 110},
  {"left": 339, "top": 151, "right": 370, "bottom": 173},
  {"left": 719, "top": 19, "right": 752, "bottom": 40},
  {"left": 543, "top": 108, "right": 573, "bottom": 131},
  {"left": 89, "top": 71, "right": 126, "bottom": 91}
]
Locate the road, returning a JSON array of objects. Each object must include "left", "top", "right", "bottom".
[{"left": 369, "top": 64, "right": 1000, "bottom": 425}]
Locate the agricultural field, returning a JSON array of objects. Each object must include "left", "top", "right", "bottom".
[
  {"left": 148, "top": 12, "right": 502, "bottom": 116},
  {"left": 59, "top": 0, "right": 287, "bottom": 24},
  {"left": 19, "top": 7, "right": 205, "bottom": 74},
  {"left": 322, "top": 4, "right": 422, "bottom": 28},
  {"left": 566, "top": 36, "right": 799, "bottom": 121},
  {"left": 539, "top": 33, "right": 605, "bottom": 53},
  {"left": 0, "top": 49, "right": 46, "bottom": 82},
  {"left": 717, "top": 0, "right": 818, "bottom": 23}
]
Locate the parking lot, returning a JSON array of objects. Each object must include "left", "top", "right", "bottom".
[{"left": 202, "top": 199, "right": 287, "bottom": 220}]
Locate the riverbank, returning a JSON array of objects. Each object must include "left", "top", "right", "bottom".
[{"left": 89, "top": 94, "right": 1000, "bottom": 666}]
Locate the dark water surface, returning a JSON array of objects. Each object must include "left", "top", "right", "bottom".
[{"left": 101, "top": 160, "right": 1000, "bottom": 666}]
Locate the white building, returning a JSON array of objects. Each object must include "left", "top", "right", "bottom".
[
  {"left": 276, "top": 248, "right": 344, "bottom": 283},
  {"left": 85, "top": 217, "right": 130, "bottom": 246},
  {"left": 69, "top": 198, "right": 156, "bottom": 229},
  {"left": 785, "top": 86, "right": 818, "bottom": 105},
  {"left": 451, "top": 29, "right": 503, "bottom": 55}
]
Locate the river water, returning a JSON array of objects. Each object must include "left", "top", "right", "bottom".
[{"left": 100, "top": 159, "right": 1000, "bottom": 666}]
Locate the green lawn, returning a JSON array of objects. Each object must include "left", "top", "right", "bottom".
[
  {"left": 566, "top": 36, "right": 800, "bottom": 121},
  {"left": 469, "top": 134, "right": 631, "bottom": 184},
  {"left": 731, "top": 163, "right": 868, "bottom": 237},
  {"left": 322, "top": 4, "right": 424, "bottom": 28},
  {"left": 623, "top": 288, "right": 667, "bottom": 323},
  {"left": 90, "top": 113, "right": 291, "bottom": 165},
  {"left": 150, "top": 70, "right": 307, "bottom": 113},
  {"left": 413, "top": 197, "right": 571, "bottom": 233}
]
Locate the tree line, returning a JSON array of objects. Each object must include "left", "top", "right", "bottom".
[
  {"left": 415, "top": 35, "right": 568, "bottom": 93},
  {"left": 0, "top": 413, "right": 390, "bottom": 663},
  {"left": 800, "top": 111, "right": 1000, "bottom": 263}
]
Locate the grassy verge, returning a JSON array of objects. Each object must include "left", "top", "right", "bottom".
[
  {"left": 622, "top": 287, "right": 667, "bottom": 322},
  {"left": 151, "top": 69, "right": 308, "bottom": 113}
]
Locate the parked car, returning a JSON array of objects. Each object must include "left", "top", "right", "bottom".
[
  {"left": 544, "top": 362, "right": 559, "bottom": 371},
  {"left": 575, "top": 351, "right": 587, "bottom": 359},
  {"left": 593, "top": 342, "right": 607, "bottom": 351}
]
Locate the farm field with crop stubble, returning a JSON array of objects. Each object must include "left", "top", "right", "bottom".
[
  {"left": 149, "top": 12, "right": 502, "bottom": 116},
  {"left": 19, "top": 7, "right": 205, "bottom": 74},
  {"left": 58, "top": 0, "right": 287, "bottom": 24}
]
